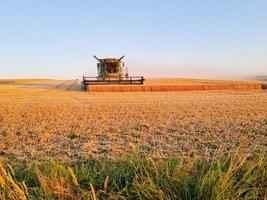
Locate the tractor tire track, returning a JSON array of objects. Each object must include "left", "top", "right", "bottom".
[{"left": 65, "top": 80, "right": 79, "bottom": 91}]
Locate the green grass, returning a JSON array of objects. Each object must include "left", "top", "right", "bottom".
[{"left": 0, "top": 152, "right": 266, "bottom": 200}]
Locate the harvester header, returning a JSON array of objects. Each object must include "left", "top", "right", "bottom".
[{"left": 82, "top": 55, "right": 145, "bottom": 91}]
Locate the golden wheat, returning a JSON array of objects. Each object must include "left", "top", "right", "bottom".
[
  {"left": 88, "top": 78, "right": 265, "bottom": 92},
  {"left": 89, "top": 83, "right": 262, "bottom": 92},
  {"left": 0, "top": 79, "right": 266, "bottom": 164}
]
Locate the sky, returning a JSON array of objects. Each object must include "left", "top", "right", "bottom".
[{"left": 0, "top": 0, "right": 267, "bottom": 79}]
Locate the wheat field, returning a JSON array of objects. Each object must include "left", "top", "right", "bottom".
[
  {"left": 0, "top": 79, "right": 266, "bottom": 163},
  {"left": 0, "top": 79, "right": 267, "bottom": 199},
  {"left": 88, "top": 78, "right": 266, "bottom": 92}
]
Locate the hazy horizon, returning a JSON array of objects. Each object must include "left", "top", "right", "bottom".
[{"left": 1, "top": 1, "right": 267, "bottom": 79}]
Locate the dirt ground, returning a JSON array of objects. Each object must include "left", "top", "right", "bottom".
[{"left": 0, "top": 79, "right": 266, "bottom": 163}]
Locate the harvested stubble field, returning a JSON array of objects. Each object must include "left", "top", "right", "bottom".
[
  {"left": 0, "top": 79, "right": 266, "bottom": 163},
  {"left": 0, "top": 79, "right": 267, "bottom": 199}
]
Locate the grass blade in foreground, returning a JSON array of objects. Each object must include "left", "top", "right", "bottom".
[{"left": 0, "top": 152, "right": 266, "bottom": 199}]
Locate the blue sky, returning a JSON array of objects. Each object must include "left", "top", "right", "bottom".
[{"left": 0, "top": 0, "right": 266, "bottom": 79}]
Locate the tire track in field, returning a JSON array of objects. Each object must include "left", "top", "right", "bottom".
[
  {"left": 65, "top": 80, "right": 80, "bottom": 91},
  {"left": 53, "top": 80, "right": 74, "bottom": 91},
  {"left": 52, "top": 80, "right": 81, "bottom": 91},
  {"left": 20, "top": 80, "right": 74, "bottom": 107}
]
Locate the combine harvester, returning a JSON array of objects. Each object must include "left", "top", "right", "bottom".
[
  {"left": 82, "top": 55, "right": 145, "bottom": 91},
  {"left": 82, "top": 55, "right": 265, "bottom": 92}
]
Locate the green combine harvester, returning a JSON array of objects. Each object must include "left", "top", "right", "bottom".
[{"left": 82, "top": 55, "right": 145, "bottom": 91}]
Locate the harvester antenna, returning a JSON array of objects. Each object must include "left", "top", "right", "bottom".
[
  {"left": 93, "top": 55, "right": 100, "bottom": 62},
  {"left": 118, "top": 55, "right": 125, "bottom": 61}
]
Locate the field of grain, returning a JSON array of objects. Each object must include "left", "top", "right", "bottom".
[
  {"left": 88, "top": 78, "right": 266, "bottom": 92},
  {"left": 0, "top": 79, "right": 267, "bottom": 199},
  {"left": 0, "top": 79, "right": 266, "bottom": 163},
  {"left": 144, "top": 78, "right": 266, "bottom": 85}
]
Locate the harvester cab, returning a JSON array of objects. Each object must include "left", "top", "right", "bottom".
[
  {"left": 82, "top": 55, "right": 145, "bottom": 91},
  {"left": 94, "top": 55, "right": 126, "bottom": 78}
]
